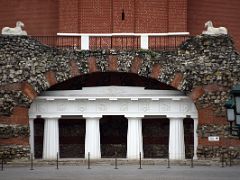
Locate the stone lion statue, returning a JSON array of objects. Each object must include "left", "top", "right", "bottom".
[
  {"left": 202, "top": 20, "right": 227, "bottom": 35},
  {"left": 1, "top": 21, "right": 27, "bottom": 35}
]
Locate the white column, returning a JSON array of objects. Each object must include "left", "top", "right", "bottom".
[
  {"left": 169, "top": 117, "right": 185, "bottom": 160},
  {"left": 127, "top": 117, "right": 143, "bottom": 159},
  {"left": 85, "top": 117, "right": 101, "bottom": 159},
  {"left": 81, "top": 35, "right": 89, "bottom": 50},
  {"left": 193, "top": 118, "right": 198, "bottom": 160},
  {"left": 29, "top": 118, "right": 35, "bottom": 158},
  {"left": 140, "top": 35, "right": 149, "bottom": 49},
  {"left": 43, "top": 118, "right": 59, "bottom": 160}
]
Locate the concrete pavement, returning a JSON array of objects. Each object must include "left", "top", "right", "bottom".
[{"left": 1, "top": 165, "right": 240, "bottom": 180}]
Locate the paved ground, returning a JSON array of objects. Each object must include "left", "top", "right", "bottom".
[{"left": 1, "top": 165, "right": 240, "bottom": 180}]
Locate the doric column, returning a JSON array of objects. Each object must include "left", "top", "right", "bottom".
[
  {"left": 193, "top": 118, "right": 198, "bottom": 160},
  {"left": 43, "top": 118, "right": 59, "bottom": 160},
  {"left": 29, "top": 118, "right": 35, "bottom": 158},
  {"left": 85, "top": 117, "right": 101, "bottom": 159},
  {"left": 169, "top": 117, "right": 185, "bottom": 160},
  {"left": 127, "top": 117, "right": 143, "bottom": 159}
]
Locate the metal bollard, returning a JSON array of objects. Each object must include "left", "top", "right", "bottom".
[
  {"left": 87, "top": 152, "right": 91, "bottom": 169},
  {"left": 56, "top": 152, "right": 59, "bottom": 170},
  {"left": 167, "top": 153, "right": 170, "bottom": 168},
  {"left": 1, "top": 155, "right": 3, "bottom": 171},
  {"left": 190, "top": 153, "right": 194, "bottom": 168},
  {"left": 114, "top": 152, "right": 118, "bottom": 169},
  {"left": 204, "top": 148, "right": 206, "bottom": 160},
  {"left": 229, "top": 151, "right": 232, "bottom": 167},
  {"left": 30, "top": 153, "right": 34, "bottom": 170},
  {"left": 138, "top": 152, "right": 142, "bottom": 169},
  {"left": 221, "top": 152, "right": 224, "bottom": 168}
]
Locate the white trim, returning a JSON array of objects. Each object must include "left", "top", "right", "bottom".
[
  {"left": 140, "top": 35, "right": 148, "bottom": 49},
  {"left": 57, "top": 32, "right": 190, "bottom": 37},
  {"left": 81, "top": 35, "right": 89, "bottom": 50}
]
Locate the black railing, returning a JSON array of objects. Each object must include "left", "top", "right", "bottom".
[
  {"left": 90, "top": 36, "right": 140, "bottom": 50},
  {"left": 31, "top": 35, "right": 190, "bottom": 51},
  {"left": 31, "top": 36, "right": 81, "bottom": 50},
  {"left": 149, "top": 35, "right": 190, "bottom": 51}
]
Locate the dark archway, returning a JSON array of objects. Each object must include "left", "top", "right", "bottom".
[{"left": 47, "top": 72, "right": 177, "bottom": 91}]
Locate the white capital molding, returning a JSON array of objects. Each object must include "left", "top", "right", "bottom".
[{"left": 29, "top": 86, "right": 198, "bottom": 119}]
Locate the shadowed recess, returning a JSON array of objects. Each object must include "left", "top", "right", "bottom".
[{"left": 47, "top": 72, "right": 177, "bottom": 91}]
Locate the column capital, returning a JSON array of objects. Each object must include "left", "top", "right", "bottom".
[
  {"left": 29, "top": 114, "right": 62, "bottom": 119},
  {"left": 168, "top": 117, "right": 184, "bottom": 120},
  {"left": 84, "top": 116, "right": 101, "bottom": 119},
  {"left": 125, "top": 116, "right": 144, "bottom": 119},
  {"left": 43, "top": 116, "right": 61, "bottom": 119},
  {"left": 31, "top": 115, "right": 61, "bottom": 119}
]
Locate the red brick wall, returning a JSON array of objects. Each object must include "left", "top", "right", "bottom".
[
  {"left": 79, "top": 0, "right": 112, "bottom": 33},
  {"left": 168, "top": 0, "right": 187, "bottom": 32},
  {"left": 135, "top": 0, "right": 168, "bottom": 33},
  {"left": 0, "top": 0, "right": 188, "bottom": 34},
  {"left": 187, "top": 0, "right": 240, "bottom": 50},
  {"left": 112, "top": 0, "right": 135, "bottom": 33},
  {"left": 58, "top": 0, "right": 79, "bottom": 33},
  {"left": 0, "top": 0, "right": 58, "bottom": 35}
]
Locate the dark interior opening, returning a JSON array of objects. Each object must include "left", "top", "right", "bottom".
[
  {"left": 142, "top": 118, "right": 169, "bottom": 158},
  {"left": 59, "top": 118, "right": 85, "bottom": 158},
  {"left": 184, "top": 118, "right": 194, "bottom": 159},
  {"left": 47, "top": 72, "right": 177, "bottom": 91},
  {"left": 34, "top": 118, "right": 44, "bottom": 159},
  {"left": 100, "top": 115, "right": 127, "bottom": 158}
]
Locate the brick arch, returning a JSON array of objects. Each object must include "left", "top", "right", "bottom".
[
  {"left": 0, "top": 52, "right": 225, "bottom": 117},
  {"left": 42, "top": 63, "right": 188, "bottom": 97},
  {"left": 2, "top": 35, "right": 236, "bottom": 118}
]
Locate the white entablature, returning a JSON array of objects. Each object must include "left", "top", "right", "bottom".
[{"left": 29, "top": 86, "right": 198, "bottom": 119}]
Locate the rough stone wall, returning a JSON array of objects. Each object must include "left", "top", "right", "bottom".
[{"left": 0, "top": 34, "right": 240, "bottom": 160}]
